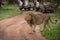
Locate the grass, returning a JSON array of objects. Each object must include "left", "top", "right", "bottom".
[
  {"left": 0, "top": 4, "right": 60, "bottom": 40},
  {"left": 42, "top": 12, "right": 60, "bottom": 40},
  {"left": 0, "top": 4, "right": 20, "bottom": 20}
]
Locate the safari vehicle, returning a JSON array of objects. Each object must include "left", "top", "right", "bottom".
[
  {"left": 18, "top": 0, "right": 58, "bottom": 12},
  {"left": 35, "top": 0, "right": 58, "bottom": 13},
  {"left": 27, "top": 0, "right": 34, "bottom": 10},
  {"left": 18, "top": 0, "right": 34, "bottom": 10}
]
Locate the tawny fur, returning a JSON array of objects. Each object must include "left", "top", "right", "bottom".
[{"left": 25, "top": 12, "right": 57, "bottom": 32}]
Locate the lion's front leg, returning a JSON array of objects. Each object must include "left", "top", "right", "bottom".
[
  {"left": 32, "top": 24, "right": 36, "bottom": 32},
  {"left": 29, "top": 24, "right": 36, "bottom": 34},
  {"left": 35, "top": 25, "right": 40, "bottom": 33}
]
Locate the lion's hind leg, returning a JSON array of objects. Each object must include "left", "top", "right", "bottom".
[
  {"left": 40, "top": 22, "right": 47, "bottom": 32},
  {"left": 46, "top": 22, "right": 51, "bottom": 31}
]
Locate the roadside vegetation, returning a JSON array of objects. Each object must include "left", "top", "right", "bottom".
[
  {"left": 0, "top": 4, "right": 60, "bottom": 40},
  {"left": 42, "top": 12, "right": 60, "bottom": 40},
  {"left": 0, "top": 4, "right": 20, "bottom": 20}
]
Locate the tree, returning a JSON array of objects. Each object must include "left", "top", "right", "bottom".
[
  {"left": 51, "top": 0, "right": 60, "bottom": 11},
  {"left": 8, "top": 0, "right": 18, "bottom": 4},
  {"left": 0, "top": 0, "right": 2, "bottom": 7}
]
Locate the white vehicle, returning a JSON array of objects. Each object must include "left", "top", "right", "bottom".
[
  {"left": 24, "top": 1, "right": 28, "bottom": 7},
  {"left": 23, "top": 0, "right": 29, "bottom": 10},
  {"left": 19, "top": 1, "right": 23, "bottom": 7},
  {"left": 18, "top": 0, "right": 23, "bottom": 10},
  {"left": 35, "top": 1, "right": 40, "bottom": 8}
]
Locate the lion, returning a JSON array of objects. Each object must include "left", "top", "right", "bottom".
[{"left": 25, "top": 12, "right": 57, "bottom": 32}]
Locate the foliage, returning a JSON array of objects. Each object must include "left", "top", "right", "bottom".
[
  {"left": 7, "top": 0, "right": 18, "bottom": 4},
  {"left": 0, "top": 0, "right": 2, "bottom": 7},
  {"left": 0, "top": 4, "right": 60, "bottom": 40},
  {"left": 42, "top": 12, "right": 60, "bottom": 40},
  {"left": 0, "top": 4, "right": 20, "bottom": 20}
]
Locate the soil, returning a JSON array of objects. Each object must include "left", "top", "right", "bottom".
[{"left": 0, "top": 11, "right": 47, "bottom": 40}]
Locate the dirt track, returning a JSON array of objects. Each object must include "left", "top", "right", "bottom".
[{"left": 0, "top": 11, "right": 47, "bottom": 40}]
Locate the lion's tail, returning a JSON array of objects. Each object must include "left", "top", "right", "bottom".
[{"left": 49, "top": 17, "right": 57, "bottom": 24}]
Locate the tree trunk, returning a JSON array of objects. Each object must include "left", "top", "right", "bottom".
[
  {"left": 8, "top": 0, "right": 18, "bottom": 4},
  {"left": 0, "top": 0, "right": 2, "bottom": 7}
]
